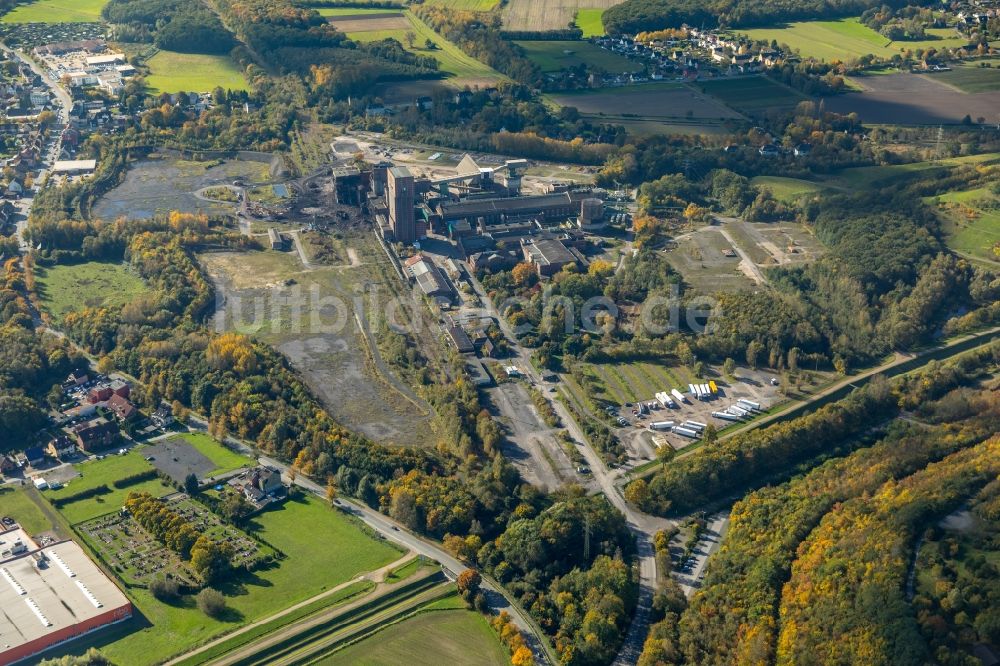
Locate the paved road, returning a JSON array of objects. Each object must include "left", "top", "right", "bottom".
[{"left": 463, "top": 271, "right": 670, "bottom": 665}]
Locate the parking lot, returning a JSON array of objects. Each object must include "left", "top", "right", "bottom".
[{"left": 144, "top": 438, "right": 217, "bottom": 484}]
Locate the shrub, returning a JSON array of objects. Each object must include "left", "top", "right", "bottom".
[
  {"left": 196, "top": 587, "right": 226, "bottom": 618},
  {"left": 149, "top": 577, "right": 180, "bottom": 602}
]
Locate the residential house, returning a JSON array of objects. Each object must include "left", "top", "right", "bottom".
[
  {"left": 46, "top": 435, "right": 76, "bottom": 460},
  {"left": 151, "top": 404, "right": 174, "bottom": 428},
  {"left": 72, "top": 418, "right": 119, "bottom": 452},
  {"left": 109, "top": 379, "right": 130, "bottom": 399},
  {"left": 107, "top": 394, "right": 138, "bottom": 423},
  {"left": 67, "top": 369, "right": 90, "bottom": 386},
  {"left": 229, "top": 466, "right": 286, "bottom": 508},
  {"left": 23, "top": 446, "right": 45, "bottom": 467},
  {"left": 0, "top": 454, "right": 17, "bottom": 475}
]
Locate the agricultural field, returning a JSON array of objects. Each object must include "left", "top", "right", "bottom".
[
  {"left": 315, "top": 7, "right": 403, "bottom": 17},
  {"left": 322, "top": 601, "right": 508, "bottom": 666},
  {"left": 92, "top": 155, "right": 271, "bottom": 220},
  {"left": 926, "top": 185, "right": 1000, "bottom": 263},
  {"left": 145, "top": 50, "right": 249, "bottom": 94},
  {"left": 695, "top": 76, "right": 804, "bottom": 112},
  {"left": 34, "top": 261, "right": 148, "bottom": 322},
  {"left": 502, "top": 0, "right": 624, "bottom": 32},
  {"left": 575, "top": 8, "right": 606, "bottom": 38},
  {"left": 826, "top": 71, "right": 1000, "bottom": 124},
  {"left": 334, "top": 10, "right": 503, "bottom": 87},
  {"left": 199, "top": 237, "right": 437, "bottom": 447},
  {"left": 1, "top": 0, "right": 106, "bottom": 23},
  {"left": 515, "top": 40, "right": 642, "bottom": 73},
  {"left": 548, "top": 83, "right": 741, "bottom": 135},
  {"left": 931, "top": 60, "right": 1000, "bottom": 94},
  {"left": 423, "top": 0, "right": 499, "bottom": 9},
  {"left": 57, "top": 494, "right": 401, "bottom": 666},
  {"left": 740, "top": 17, "right": 969, "bottom": 62},
  {"left": 43, "top": 453, "right": 174, "bottom": 525},
  {"left": 751, "top": 175, "right": 825, "bottom": 202}
]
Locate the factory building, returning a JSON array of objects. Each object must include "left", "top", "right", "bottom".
[{"left": 0, "top": 526, "right": 133, "bottom": 665}]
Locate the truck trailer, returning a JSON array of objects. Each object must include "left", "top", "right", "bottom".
[
  {"left": 649, "top": 421, "right": 675, "bottom": 431},
  {"left": 673, "top": 426, "right": 699, "bottom": 438},
  {"left": 671, "top": 388, "right": 686, "bottom": 404},
  {"left": 712, "top": 411, "right": 741, "bottom": 422}
]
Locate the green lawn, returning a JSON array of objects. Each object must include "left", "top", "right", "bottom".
[
  {"left": 932, "top": 61, "right": 1000, "bottom": 94},
  {"left": 320, "top": 606, "right": 508, "bottom": 666},
  {"left": 34, "top": 261, "right": 147, "bottom": 323},
  {"left": 741, "top": 17, "right": 969, "bottom": 63},
  {"left": 926, "top": 186, "right": 1000, "bottom": 262},
  {"left": 346, "top": 11, "right": 502, "bottom": 82},
  {"left": 575, "top": 8, "right": 606, "bottom": 38},
  {"left": 752, "top": 176, "right": 825, "bottom": 201},
  {"left": 44, "top": 453, "right": 172, "bottom": 525},
  {"left": 696, "top": 76, "right": 803, "bottom": 110},
  {"left": 1, "top": 0, "right": 106, "bottom": 22},
  {"left": 146, "top": 50, "right": 249, "bottom": 93},
  {"left": 170, "top": 433, "right": 253, "bottom": 476},
  {"left": 0, "top": 486, "right": 53, "bottom": 534},
  {"left": 515, "top": 40, "right": 642, "bottom": 73},
  {"left": 85, "top": 494, "right": 401, "bottom": 666}
]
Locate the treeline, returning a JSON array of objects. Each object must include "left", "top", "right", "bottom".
[
  {"left": 660, "top": 368, "right": 1000, "bottom": 666},
  {"left": 776, "top": 434, "right": 1000, "bottom": 664},
  {"left": 602, "top": 0, "right": 922, "bottom": 33},
  {"left": 125, "top": 492, "right": 233, "bottom": 582},
  {"left": 0, "top": 257, "right": 82, "bottom": 450},
  {"left": 103, "top": 0, "right": 236, "bottom": 54},
  {"left": 208, "top": 0, "right": 436, "bottom": 94}
]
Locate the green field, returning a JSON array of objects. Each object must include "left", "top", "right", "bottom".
[
  {"left": 315, "top": 7, "right": 401, "bottom": 16},
  {"left": 347, "top": 11, "right": 502, "bottom": 82},
  {"left": 424, "top": 0, "right": 499, "bottom": 9},
  {"left": 1, "top": 0, "right": 106, "bottom": 22},
  {"left": 146, "top": 50, "right": 249, "bottom": 93},
  {"left": 80, "top": 494, "right": 401, "bottom": 666},
  {"left": 515, "top": 40, "right": 642, "bottom": 73},
  {"left": 751, "top": 176, "right": 825, "bottom": 201},
  {"left": 696, "top": 76, "right": 803, "bottom": 111},
  {"left": 927, "top": 186, "right": 1000, "bottom": 262},
  {"left": 741, "top": 17, "right": 969, "bottom": 63},
  {"left": 320, "top": 606, "right": 508, "bottom": 666},
  {"left": 170, "top": 433, "right": 253, "bottom": 476},
  {"left": 932, "top": 61, "right": 1000, "bottom": 94},
  {"left": 825, "top": 152, "right": 1000, "bottom": 189},
  {"left": 34, "top": 261, "right": 147, "bottom": 322},
  {"left": 43, "top": 453, "right": 172, "bottom": 524},
  {"left": 0, "top": 486, "right": 53, "bottom": 534},
  {"left": 576, "top": 8, "right": 606, "bottom": 38}
]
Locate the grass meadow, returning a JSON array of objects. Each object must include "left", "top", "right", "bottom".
[
  {"left": 927, "top": 186, "right": 1000, "bottom": 263},
  {"left": 1, "top": 0, "right": 106, "bottom": 22},
  {"left": 145, "top": 51, "right": 249, "bottom": 93},
  {"left": 741, "top": 18, "right": 969, "bottom": 62},
  {"left": 34, "top": 261, "right": 148, "bottom": 323},
  {"left": 932, "top": 61, "right": 1000, "bottom": 94},
  {"left": 321, "top": 602, "right": 508, "bottom": 666},
  {"left": 576, "top": 8, "right": 606, "bottom": 37},
  {"left": 43, "top": 453, "right": 172, "bottom": 524},
  {"left": 46, "top": 492, "right": 401, "bottom": 666},
  {"left": 0, "top": 486, "right": 53, "bottom": 534},
  {"left": 515, "top": 40, "right": 641, "bottom": 73}
]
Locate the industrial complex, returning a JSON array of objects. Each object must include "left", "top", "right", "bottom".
[{"left": 0, "top": 525, "right": 132, "bottom": 665}]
